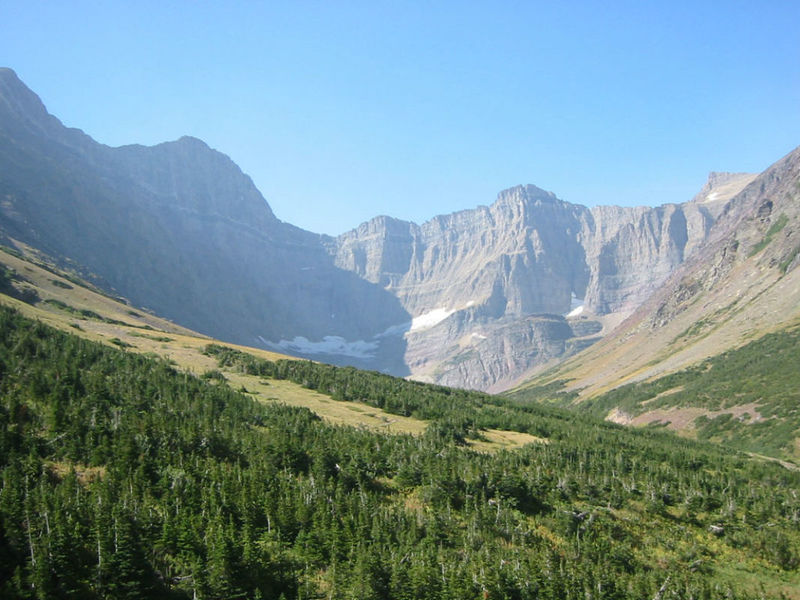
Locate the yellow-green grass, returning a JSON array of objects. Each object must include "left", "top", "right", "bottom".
[
  {"left": 0, "top": 247, "right": 540, "bottom": 453},
  {"left": 591, "top": 501, "right": 800, "bottom": 599},
  {"left": 468, "top": 429, "right": 546, "bottom": 453},
  {"left": 223, "top": 371, "right": 428, "bottom": 435},
  {"left": 0, "top": 248, "right": 286, "bottom": 361},
  {"left": 713, "top": 563, "right": 800, "bottom": 600}
]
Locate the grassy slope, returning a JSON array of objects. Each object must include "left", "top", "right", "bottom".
[
  {"left": 513, "top": 157, "right": 800, "bottom": 429},
  {"left": 510, "top": 317, "right": 800, "bottom": 463},
  {"left": 0, "top": 246, "right": 538, "bottom": 452},
  {"left": 5, "top": 243, "right": 796, "bottom": 461},
  {"left": 583, "top": 323, "right": 800, "bottom": 461},
  {"left": 510, "top": 196, "right": 800, "bottom": 462}
]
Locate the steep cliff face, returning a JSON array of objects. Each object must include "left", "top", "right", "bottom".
[
  {"left": 643, "top": 147, "right": 800, "bottom": 334},
  {"left": 513, "top": 146, "right": 800, "bottom": 415},
  {"left": 336, "top": 182, "right": 748, "bottom": 324},
  {"left": 581, "top": 203, "right": 713, "bottom": 315},
  {"left": 335, "top": 185, "right": 589, "bottom": 320},
  {"left": 332, "top": 175, "right": 751, "bottom": 389},
  {"left": 410, "top": 314, "right": 603, "bottom": 392},
  {"left": 333, "top": 186, "right": 595, "bottom": 390}
]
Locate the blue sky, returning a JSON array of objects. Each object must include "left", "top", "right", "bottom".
[{"left": 2, "top": 1, "right": 799, "bottom": 235}]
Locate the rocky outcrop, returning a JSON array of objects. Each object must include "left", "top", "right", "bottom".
[
  {"left": 407, "top": 313, "right": 603, "bottom": 392},
  {"left": 644, "top": 147, "right": 800, "bottom": 332},
  {"left": 335, "top": 180, "right": 749, "bottom": 323},
  {"left": 581, "top": 203, "right": 712, "bottom": 315},
  {"left": 512, "top": 145, "right": 800, "bottom": 404},
  {"left": 688, "top": 171, "right": 758, "bottom": 219}
]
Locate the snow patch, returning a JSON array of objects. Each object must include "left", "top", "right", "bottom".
[
  {"left": 705, "top": 192, "right": 719, "bottom": 202},
  {"left": 381, "top": 304, "right": 470, "bottom": 337},
  {"left": 410, "top": 307, "right": 455, "bottom": 331},
  {"left": 261, "top": 335, "right": 378, "bottom": 359},
  {"left": 566, "top": 293, "right": 584, "bottom": 317},
  {"left": 566, "top": 305, "right": 584, "bottom": 317},
  {"left": 262, "top": 301, "right": 480, "bottom": 361},
  {"left": 471, "top": 332, "right": 487, "bottom": 340}
]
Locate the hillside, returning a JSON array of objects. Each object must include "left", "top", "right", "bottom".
[
  {"left": 2, "top": 292, "right": 800, "bottom": 598},
  {"left": 511, "top": 146, "right": 800, "bottom": 460},
  {"left": 0, "top": 249, "right": 799, "bottom": 597},
  {"left": 0, "top": 67, "right": 411, "bottom": 374},
  {"left": 0, "top": 245, "right": 542, "bottom": 452}
]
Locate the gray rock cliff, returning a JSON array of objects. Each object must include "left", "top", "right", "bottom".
[
  {"left": 0, "top": 68, "right": 759, "bottom": 390},
  {"left": 335, "top": 185, "right": 589, "bottom": 319},
  {"left": 331, "top": 175, "right": 751, "bottom": 389}
]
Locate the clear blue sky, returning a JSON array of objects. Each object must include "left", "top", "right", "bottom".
[{"left": 2, "top": 1, "right": 799, "bottom": 235}]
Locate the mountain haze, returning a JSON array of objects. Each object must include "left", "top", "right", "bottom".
[
  {"left": 0, "top": 67, "right": 778, "bottom": 391},
  {"left": 0, "top": 67, "right": 411, "bottom": 371}
]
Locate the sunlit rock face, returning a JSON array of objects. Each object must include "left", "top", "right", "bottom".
[
  {"left": 335, "top": 185, "right": 589, "bottom": 319},
  {"left": 0, "top": 68, "right": 756, "bottom": 391},
  {"left": 332, "top": 175, "right": 747, "bottom": 390}
]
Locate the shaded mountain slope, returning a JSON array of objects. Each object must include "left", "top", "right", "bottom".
[{"left": 0, "top": 67, "right": 411, "bottom": 372}]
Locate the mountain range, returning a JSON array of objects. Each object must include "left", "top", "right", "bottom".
[
  {"left": 0, "top": 66, "right": 796, "bottom": 399},
  {"left": 517, "top": 145, "right": 800, "bottom": 398},
  {"left": 510, "top": 143, "right": 800, "bottom": 459}
]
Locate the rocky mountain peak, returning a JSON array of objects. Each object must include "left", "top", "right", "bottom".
[
  {"left": 707, "top": 171, "right": 747, "bottom": 186},
  {"left": 0, "top": 67, "right": 75, "bottom": 142},
  {"left": 496, "top": 184, "right": 559, "bottom": 204},
  {"left": 0, "top": 70, "right": 278, "bottom": 228},
  {"left": 0, "top": 68, "right": 48, "bottom": 121},
  {"left": 689, "top": 171, "right": 757, "bottom": 218},
  {"left": 109, "top": 135, "right": 279, "bottom": 226},
  {"left": 174, "top": 134, "right": 211, "bottom": 148},
  {"left": 493, "top": 184, "right": 564, "bottom": 220},
  {"left": 350, "top": 214, "right": 416, "bottom": 238}
]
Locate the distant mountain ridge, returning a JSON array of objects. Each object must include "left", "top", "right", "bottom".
[
  {"left": 0, "top": 67, "right": 773, "bottom": 390},
  {"left": 330, "top": 176, "right": 753, "bottom": 389}
]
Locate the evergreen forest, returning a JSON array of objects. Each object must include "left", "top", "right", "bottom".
[{"left": 1, "top": 306, "right": 799, "bottom": 599}]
